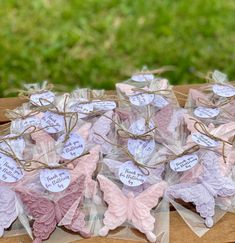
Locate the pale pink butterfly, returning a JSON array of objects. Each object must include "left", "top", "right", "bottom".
[
  {"left": 97, "top": 175, "right": 166, "bottom": 242},
  {"left": 90, "top": 111, "right": 114, "bottom": 153},
  {"left": 68, "top": 145, "right": 101, "bottom": 203}
]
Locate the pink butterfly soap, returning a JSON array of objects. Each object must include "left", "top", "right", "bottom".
[
  {"left": 97, "top": 175, "right": 166, "bottom": 242},
  {"left": 69, "top": 145, "right": 101, "bottom": 202}
]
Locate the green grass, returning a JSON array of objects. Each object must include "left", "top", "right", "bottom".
[{"left": 0, "top": 0, "right": 235, "bottom": 97}]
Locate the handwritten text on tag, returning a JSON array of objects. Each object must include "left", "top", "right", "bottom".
[
  {"left": 30, "top": 91, "right": 55, "bottom": 106},
  {"left": 129, "top": 93, "right": 154, "bottom": 106},
  {"left": 118, "top": 161, "right": 147, "bottom": 187},
  {"left": 213, "top": 84, "right": 235, "bottom": 98},
  {"left": 92, "top": 101, "right": 116, "bottom": 111},
  {"left": 194, "top": 107, "right": 220, "bottom": 118},
  {"left": 41, "top": 111, "right": 64, "bottom": 133},
  {"left": 152, "top": 94, "right": 169, "bottom": 108},
  {"left": 170, "top": 154, "right": 198, "bottom": 172},
  {"left": 40, "top": 169, "right": 71, "bottom": 192},
  {"left": 0, "top": 153, "right": 24, "bottom": 182},
  {"left": 58, "top": 133, "right": 85, "bottom": 160},
  {"left": 192, "top": 132, "right": 219, "bottom": 147}
]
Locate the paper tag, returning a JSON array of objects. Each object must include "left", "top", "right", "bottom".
[
  {"left": 131, "top": 73, "right": 154, "bottom": 82},
  {"left": 13, "top": 116, "right": 41, "bottom": 133},
  {"left": 92, "top": 101, "right": 116, "bottom": 111},
  {"left": 212, "top": 84, "right": 235, "bottom": 98},
  {"left": 58, "top": 133, "right": 85, "bottom": 160},
  {"left": 170, "top": 154, "right": 198, "bottom": 172},
  {"left": 40, "top": 169, "right": 71, "bottom": 192},
  {"left": 129, "top": 93, "right": 154, "bottom": 106},
  {"left": 118, "top": 161, "right": 147, "bottom": 187},
  {"left": 212, "top": 70, "right": 228, "bottom": 83},
  {"left": 127, "top": 139, "right": 155, "bottom": 158},
  {"left": 0, "top": 153, "right": 24, "bottom": 182},
  {"left": 30, "top": 91, "right": 55, "bottom": 106},
  {"left": 191, "top": 132, "right": 219, "bottom": 147},
  {"left": 152, "top": 94, "right": 169, "bottom": 108},
  {"left": 41, "top": 111, "right": 64, "bottom": 133},
  {"left": 194, "top": 107, "right": 220, "bottom": 118},
  {"left": 69, "top": 102, "right": 93, "bottom": 118},
  {"left": 0, "top": 135, "right": 25, "bottom": 158}
]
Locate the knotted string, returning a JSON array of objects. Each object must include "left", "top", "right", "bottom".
[
  {"left": 0, "top": 141, "right": 89, "bottom": 172},
  {"left": 5, "top": 108, "right": 41, "bottom": 120},
  {"left": 94, "top": 132, "right": 154, "bottom": 175},
  {"left": 100, "top": 113, "right": 157, "bottom": 140},
  {"left": 190, "top": 118, "right": 232, "bottom": 163},
  {"left": 197, "top": 96, "right": 234, "bottom": 108},
  {"left": 156, "top": 145, "right": 200, "bottom": 165}
]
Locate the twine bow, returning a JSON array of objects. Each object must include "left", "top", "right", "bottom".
[
  {"left": 101, "top": 113, "right": 157, "bottom": 141},
  {"left": 190, "top": 118, "right": 232, "bottom": 163},
  {"left": 0, "top": 141, "right": 89, "bottom": 172}
]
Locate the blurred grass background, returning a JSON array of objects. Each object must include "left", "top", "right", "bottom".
[{"left": 0, "top": 0, "right": 235, "bottom": 97}]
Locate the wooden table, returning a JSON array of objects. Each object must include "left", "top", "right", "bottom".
[{"left": 0, "top": 83, "right": 235, "bottom": 243}]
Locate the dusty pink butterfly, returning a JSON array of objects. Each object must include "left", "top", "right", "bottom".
[{"left": 16, "top": 175, "right": 89, "bottom": 243}]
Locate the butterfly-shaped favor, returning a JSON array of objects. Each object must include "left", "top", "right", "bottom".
[
  {"left": 97, "top": 175, "right": 166, "bottom": 242},
  {"left": 0, "top": 186, "right": 19, "bottom": 237},
  {"left": 166, "top": 151, "right": 235, "bottom": 227},
  {"left": 90, "top": 111, "right": 114, "bottom": 153},
  {"left": 16, "top": 175, "right": 89, "bottom": 243},
  {"left": 69, "top": 145, "right": 101, "bottom": 203}
]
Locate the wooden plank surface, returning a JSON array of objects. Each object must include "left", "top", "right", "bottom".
[
  {"left": 1, "top": 212, "right": 235, "bottom": 243},
  {"left": 1, "top": 83, "right": 235, "bottom": 243}
]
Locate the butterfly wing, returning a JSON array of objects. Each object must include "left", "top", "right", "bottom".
[
  {"left": 31, "top": 130, "right": 55, "bottom": 144},
  {"left": 0, "top": 187, "right": 18, "bottom": 237},
  {"left": 77, "top": 122, "right": 92, "bottom": 141},
  {"left": 132, "top": 181, "right": 166, "bottom": 231},
  {"left": 97, "top": 175, "right": 127, "bottom": 234},
  {"left": 154, "top": 104, "right": 174, "bottom": 138},
  {"left": 92, "top": 111, "right": 113, "bottom": 145},
  {"left": 166, "top": 182, "right": 215, "bottom": 227},
  {"left": 70, "top": 145, "right": 100, "bottom": 199},
  {"left": 188, "top": 89, "right": 211, "bottom": 107},
  {"left": 201, "top": 152, "right": 235, "bottom": 197},
  {"left": 210, "top": 122, "right": 235, "bottom": 142},
  {"left": 16, "top": 190, "right": 57, "bottom": 241},
  {"left": 57, "top": 175, "right": 88, "bottom": 236},
  {"left": 128, "top": 181, "right": 166, "bottom": 242}
]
